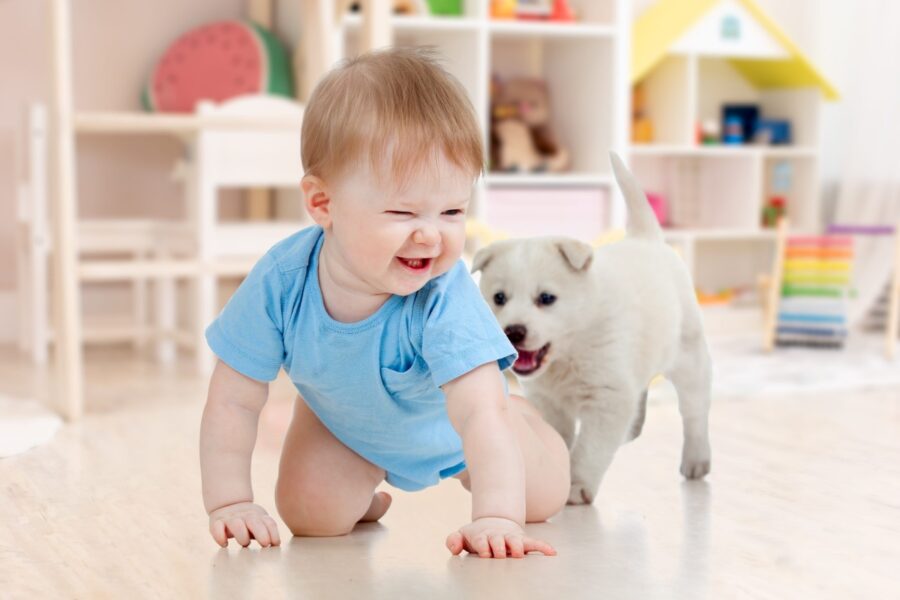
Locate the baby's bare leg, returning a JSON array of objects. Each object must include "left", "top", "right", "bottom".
[
  {"left": 455, "top": 394, "right": 570, "bottom": 522},
  {"left": 275, "top": 395, "right": 389, "bottom": 537}
]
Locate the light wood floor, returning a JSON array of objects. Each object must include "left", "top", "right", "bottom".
[{"left": 1, "top": 346, "right": 898, "bottom": 599}]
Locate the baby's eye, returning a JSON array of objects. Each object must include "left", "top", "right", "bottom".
[
  {"left": 386, "top": 210, "right": 414, "bottom": 216},
  {"left": 443, "top": 209, "right": 465, "bottom": 216}
]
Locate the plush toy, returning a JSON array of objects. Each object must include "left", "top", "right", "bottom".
[
  {"left": 490, "top": 0, "right": 517, "bottom": 19},
  {"left": 490, "top": 76, "right": 569, "bottom": 173},
  {"left": 143, "top": 20, "right": 293, "bottom": 113},
  {"left": 345, "top": 0, "right": 428, "bottom": 15}
]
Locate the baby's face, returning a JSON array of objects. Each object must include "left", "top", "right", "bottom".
[{"left": 325, "top": 153, "right": 475, "bottom": 297}]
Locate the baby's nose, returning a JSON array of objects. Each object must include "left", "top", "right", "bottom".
[{"left": 413, "top": 225, "right": 440, "bottom": 246}]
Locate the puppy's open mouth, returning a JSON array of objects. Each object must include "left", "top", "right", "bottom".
[{"left": 512, "top": 343, "right": 550, "bottom": 376}]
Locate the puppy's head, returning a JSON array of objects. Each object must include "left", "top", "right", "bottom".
[{"left": 472, "top": 236, "right": 594, "bottom": 379}]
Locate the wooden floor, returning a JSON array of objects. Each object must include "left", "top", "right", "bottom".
[{"left": 1, "top": 346, "right": 898, "bottom": 599}]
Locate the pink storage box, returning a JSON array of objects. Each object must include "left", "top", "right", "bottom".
[{"left": 485, "top": 187, "right": 609, "bottom": 242}]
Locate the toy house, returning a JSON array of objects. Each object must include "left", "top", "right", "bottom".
[{"left": 629, "top": 0, "right": 838, "bottom": 300}]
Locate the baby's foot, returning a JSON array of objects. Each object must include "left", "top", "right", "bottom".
[{"left": 359, "top": 491, "right": 392, "bottom": 523}]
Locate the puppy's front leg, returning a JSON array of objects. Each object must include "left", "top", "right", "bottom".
[
  {"left": 567, "top": 394, "right": 636, "bottom": 504},
  {"left": 529, "top": 393, "right": 577, "bottom": 450}
]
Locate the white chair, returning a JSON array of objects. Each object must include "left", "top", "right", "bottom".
[
  {"left": 186, "top": 94, "right": 307, "bottom": 373},
  {"left": 15, "top": 104, "right": 192, "bottom": 364}
]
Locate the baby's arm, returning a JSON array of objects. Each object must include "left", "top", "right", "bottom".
[
  {"left": 200, "top": 360, "right": 280, "bottom": 547},
  {"left": 443, "top": 363, "right": 555, "bottom": 558}
]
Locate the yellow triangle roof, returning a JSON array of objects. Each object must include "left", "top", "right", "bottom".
[{"left": 632, "top": 0, "right": 839, "bottom": 100}]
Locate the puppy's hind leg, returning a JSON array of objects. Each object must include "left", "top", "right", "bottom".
[
  {"left": 625, "top": 389, "right": 648, "bottom": 442},
  {"left": 668, "top": 338, "right": 712, "bottom": 479}
]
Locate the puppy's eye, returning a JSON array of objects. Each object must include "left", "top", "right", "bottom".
[
  {"left": 493, "top": 292, "right": 507, "bottom": 306},
  {"left": 537, "top": 292, "right": 556, "bottom": 306}
]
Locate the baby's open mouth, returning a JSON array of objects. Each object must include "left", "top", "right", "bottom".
[
  {"left": 397, "top": 257, "right": 432, "bottom": 271},
  {"left": 512, "top": 343, "right": 550, "bottom": 376}
]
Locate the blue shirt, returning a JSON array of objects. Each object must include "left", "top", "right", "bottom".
[{"left": 206, "top": 226, "right": 516, "bottom": 491}]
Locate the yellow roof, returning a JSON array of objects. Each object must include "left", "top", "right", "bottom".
[{"left": 632, "top": 0, "right": 839, "bottom": 100}]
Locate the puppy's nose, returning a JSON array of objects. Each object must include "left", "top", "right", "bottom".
[{"left": 504, "top": 324, "right": 527, "bottom": 346}]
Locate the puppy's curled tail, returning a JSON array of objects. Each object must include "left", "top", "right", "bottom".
[{"left": 610, "top": 151, "right": 663, "bottom": 242}]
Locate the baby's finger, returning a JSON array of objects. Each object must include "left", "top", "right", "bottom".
[
  {"left": 226, "top": 518, "right": 252, "bottom": 547},
  {"left": 210, "top": 519, "right": 228, "bottom": 547},
  {"left": 523, "top": 536, "right": 557, "bottom": 556},
  {"left": 263, "top": 516, "right": 281, "bottom": 547},
  {"left": 488, "top": 534, "right": 507, "bottom": 559},
  {"left": 446, "top": 531, "right": 464, "bottom": 555},
  {"left": 246, "top": 517, "right": 271, "bottom": 547},
  {"left": 469, "top": 534, "right": 491, "bottom": 558},
  {"left": 506, "top": 535, "right": 525, "bottom": 558}
]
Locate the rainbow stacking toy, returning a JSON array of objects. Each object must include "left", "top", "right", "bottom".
[{"left": 764, "top": 220, "right": 853, "bottom": 350}]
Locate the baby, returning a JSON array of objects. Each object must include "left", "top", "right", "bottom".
[{"left": 199, "top": 47, "right": 570, "bottom": 559}]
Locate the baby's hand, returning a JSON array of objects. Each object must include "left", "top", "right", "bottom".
[
  {"left": 208, "top": 501, "right": 281, "bottom": 548},
  {"left": 445, "top": 517, "right": 556, "bottom": 558}
]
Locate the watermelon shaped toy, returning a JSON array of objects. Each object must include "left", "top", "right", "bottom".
[{"left": 142, "top": 20, "right": 293, "bottom": 113}]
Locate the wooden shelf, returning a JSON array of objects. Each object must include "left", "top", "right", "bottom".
[
  {"left": 630, "top": 144, "right": 818, "bottom": 158},
  {"left": 74, "top": 111, "right": 302, "bottom": 135},
  {"left": 342, "top": 13, "right": 482, "bottom": 32},
  {"left": 489, "top": 20, "right": 615, "bottom": 38},
  {"left": 663, "top": 228, "right": 778, "bottom": 241},
  {"left": 485, "top": 173, "right": 613, "bottom": 187},
  {"left": 78, "top": 257, "right": 257, "bottom": 282}
]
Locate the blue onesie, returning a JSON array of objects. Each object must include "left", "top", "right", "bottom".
[{"left": 206, "top": 226, "right": 516, "bottom": 491}]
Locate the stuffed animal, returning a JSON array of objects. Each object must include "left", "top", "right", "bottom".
[
  {"left": 344, "top": 0, "right": 428, "bottom": 15},
  {"left": 490, "top": 76, "right": 569, "bottom": 173}
]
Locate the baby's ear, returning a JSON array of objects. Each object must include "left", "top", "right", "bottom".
[{"left": 301, "top": 175, "right": 332, "bottom": 228}]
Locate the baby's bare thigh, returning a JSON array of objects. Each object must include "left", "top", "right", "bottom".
[
  {"left": 455, "top": 394, "right": 570, "bottom": 522},
  {"left": 275, "top": 395, "right": 385, "bottom": 535}
]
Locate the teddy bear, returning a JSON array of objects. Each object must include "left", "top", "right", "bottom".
[
  {"left": 490, "top": 76, "right": 569, "bottom": 173},
  {"left": 344, "top": 0, "right": 428, "bottom": 15}
]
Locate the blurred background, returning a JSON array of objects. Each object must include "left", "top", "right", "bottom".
[
  {"left": 2, "top": 2, "right": 899, "bottom": 596},
  {"left": 0, "top": 0, "right": 898, "bottom": 419}
]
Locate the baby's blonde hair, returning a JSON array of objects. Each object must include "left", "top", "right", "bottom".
[{"left": 301, "top": 46, "right": 484, "bottom": 187}]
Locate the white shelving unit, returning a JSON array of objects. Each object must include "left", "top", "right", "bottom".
[
  {"left": 628, "top": 0, "right": 838, "bottom": 295},
  {"left": 342, "top": 0, "right": 631, "bottom": 240}
]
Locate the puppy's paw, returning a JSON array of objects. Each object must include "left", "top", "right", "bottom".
[
  {"left": 566, "top": 481, "right": 596, "bottom": 505},
  {"left": 680, "top": 441, "right": 711, "bottom": 479},
  {"left": 680, "top": 459, "right": 711, "bottom": 479}
]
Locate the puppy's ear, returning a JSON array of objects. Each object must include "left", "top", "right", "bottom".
[
  {"left": 471, "top": 245, "right": 494, "bottom": 273},
  {"left": 556, "top": 238, "right": 593, "bottom": 272}
]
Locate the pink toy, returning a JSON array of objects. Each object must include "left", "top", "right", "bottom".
[
  {"left": 646, "top": 191, "right": 668, "bottom": 226},
  {"left": 142, "top": 20, "right": 293, "bottom": 113}
]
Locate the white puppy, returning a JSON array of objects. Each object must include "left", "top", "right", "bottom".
[{"left": 472, "top": 153, "right": 712, "bottom": 505}]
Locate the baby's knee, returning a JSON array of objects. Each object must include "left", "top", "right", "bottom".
[
  {"left": 275, "top": 481, "right": 359, "bottom": 537},
  {"left": 526, "top": 469, "right": 570, "bottom": 523}
]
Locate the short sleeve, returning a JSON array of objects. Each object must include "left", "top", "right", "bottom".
[
  {"left": 205, "top": 252, "right": 287, "bottom": 382},
  {"left": 420, "top": 261, "right": 517, "bottom": 387}
]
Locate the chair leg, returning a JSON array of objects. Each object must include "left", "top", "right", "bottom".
[
  {"left": 886, "top": 223, "right": 900, "bottom": 360},
  {"left": 154, "top": 264, "right": 177, "bottom": 365},
  {"left": 133, "top": 251, "right": 148, "bottom": 354},
  {"left": 194, "top": 273, "right": 216, "bottom": 374}
]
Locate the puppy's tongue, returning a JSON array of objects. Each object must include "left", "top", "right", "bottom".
[{"left": 514, "top": 350, "right": 538, "bottom": 371}]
